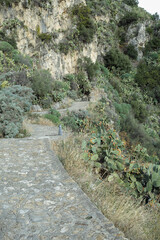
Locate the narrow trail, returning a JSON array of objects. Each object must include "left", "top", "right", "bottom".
[{"left": 0, "top": 122, "right": 127, "bottom": 239}]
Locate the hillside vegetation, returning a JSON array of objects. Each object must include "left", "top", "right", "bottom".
[{"left": 0, "top": 0, "right": 160, "bottom": 239}]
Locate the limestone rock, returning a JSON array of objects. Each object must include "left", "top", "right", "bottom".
[
  {"left": 126, "top": 22, "right": 150, "bottom": 60},
  {"left": 31, "top": 105, "right": 42, "bottom": 112}
]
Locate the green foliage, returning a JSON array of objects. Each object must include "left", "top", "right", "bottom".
[
  {"left": 77, "top": 57, "right": 100, "bottom": 81},
  {"left": 67, "top": 90, "right": 78, "bottom": 100},
  {"left": 71, "top": 4, "right": 96, "bottom": 43},
  {"left": 0, "top": 85, "right": 33, "bottom": 138},
  {"left": 76, "top": 71, "right": 91, "bottom": 95},
  {"left": 44, "top": 108, "right": 61, "bottom": 125},
  {"left": 0, "top": 41, "right": 14, "bottom": 54},
  {"left": 30, "top": 69, "right": 53, "bottom": 98},
  {"left": 130, "top": 99, "right": 148, "bottom": 123},
  {"left": 0, "top": 31, "right": 17, "bottom": 49},
  {"left": 114, "top": 102, "right": 131, "bottom": 127},
  {"left": 52, "top": 80, "right": 70, "bottom": 102},
  {"left": 62, "top": 110, "right": 90, "bottom": 132},
  {"left": 0, "top": 0, "right": 20, "bottom": 7},
  {"left": 124, "top": 44, "right": 138, "bottom": 60},
  {"left": 63, "top": 74, "right": 78, "bottom": 91},
  {"left": 82, "top": 127, "right": 126, "bottom": 171},
  {"left": 36, "top": 25, "right": 53, "bottom": 42},
  {"left": 38, "top": 33, "right": 52, "bottom": 42},
  {"left": 144, "top": 36, "right": 160, "bottom": 54},
  {"left": 2, "top": 18, "right": 23, "bottom": 29},
  {"left": 11, "top": 50, "right": 33, "bottom": 67},
  {"left": 118, "top": 12, "right": 139, "bottom": 27},
  {"left": 58, "top": 42, "right": 71, "bottom": 55},
  {"left": 82, "top": 125, "right": 160, "bottom": 202},
  {"left": 135, "top": 60, "right": 160, "bottom": 102},
  {"left": 123, "top": 0, "right": 138, "bottom": 6},
  {"left": 64, "top": 71, "right": 91, "bottom": 96},
  {"left": 104, "top": 49, "right": 131, "bottom": 73}
]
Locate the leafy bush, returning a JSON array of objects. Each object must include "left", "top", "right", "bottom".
[
  {"left": 104, "top": 49, "right": 131, "bottom": 73},
  {"left": 123, "top": 0, "right": 138, "bottom": 6},
  {"left": 119, "top": 12, "right": 139, "bottom": 27},
  {"left": 30, "top": 69, "right": 53, "bottom": 98},
  {"left": 67, "top": 90, "right": 78, "bottom": 100},
  {"left": 11, "top": 50, "right": 33, "bottom": 67},
  {"left": 1, "top": 71, "right": 30, "bottom": 87},
  {"left": 130, "top": 99, "right": 148, "bottom": 123},
  {"left": 0, "top": 85, "right": 33, "bottom": 138},
  {"left": 0, "top": 31, "right": 17, "bottom": 49},
  {"left": 64, "top": 74, "right": 79, "bottom": 91},
  {"left": 144, "top": 36, "right": 160, "bottom": 54},
  {"left": 52, "top": 80, "right": 70, "bottom": 102},
  {"left": 135, "top": 60, "right": 160, "bottom": 102},
  {"left": 71, "top": 4, "right": 96, "bottom": 43},
  {"left": 121, "top": 114, "right": 153, "bottom": 149},
  {"left": 38, "top": 33, "right": 52, "bottom": 42},
  {"left": 39, "top": 96, "right": 52, "bottom": 108},
  {"left": 124, "top": 44, "right": 138, "bottom": 60},
  {"left": 114, "top": 102, "right": 131, "bottom": 128},
  {"left": 62, "top": 110, "right": 89, "bottom": 132},
  {"left": 44, "top": 109, "right": 61, "bottom": 125},
  {"left": 76, "top": 72, "right": 91, "bottom": 95},
  {"left": 77, "top": 57, "right": 100, "bottom": 81},
  {"left": 0, "top": 41, "right": 14, "bottom": 54},
  {"left": 0, "top": 0, "right": 20, "bottom": 7}
]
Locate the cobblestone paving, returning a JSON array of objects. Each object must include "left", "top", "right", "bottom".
[{"left": 0, "top": 124, "right": 128, "bottom": 240}]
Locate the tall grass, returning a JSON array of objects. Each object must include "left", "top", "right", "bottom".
[{"left": 52, "top": 135, "right": 160, "bottom": 240}]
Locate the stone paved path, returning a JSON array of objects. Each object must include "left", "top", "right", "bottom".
[{"left": 0, "top": 124, "right": 128, "bottom": 240}]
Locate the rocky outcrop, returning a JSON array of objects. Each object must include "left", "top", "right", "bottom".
[
  {"left": 0, "top": 0, "right": 102, "bottom": 79},
  {"left": 126, "top": 22, "right": 150, "bottom": 60}
]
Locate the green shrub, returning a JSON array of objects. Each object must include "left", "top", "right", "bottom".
[
  {"left": 62, "top": 110, "right": 89, "bottom": 131},
  {"left": 39, "top": 96, "right": 52, "bottom": 108},
  {"left": 122, "top": 114, "right": 152, "bottom": 147},
  {"left": 0, "top": 41, "right": 14, "bottom": 54},
  {"left": 11, "top": 50, "right": 33, "bottom": 67},
  {"left": 64, "top": 74, "right": 78, "bottom": 91},
  {"left": 0, "top": 31, "right": 17, "bottom": 49},
  {"left": 119, "top": 12, "right": 139, "bottom": 27},
  {"left": 38, "top": 33, "right": 52, "bottom": 42},
  {"left": 71, "top": 4, "right": 96, "bottom": 43},
  {"left": 0, "top": 0, "right": 20, "bottom": 7},
  {"left": 76, "top": 71, "right": 91, "bottom": 95},
  {"left": 0, "top": 85, "right": 33, "bottom": 138},
  {"left": 123, "top": 0, "right": 138, "bottom": 6},
  {"left": 52, "top": 80, "right": 70, "bottom": 102},
  {"left": 52, "top": 80, "right": 70, "bottom": 92},
  {"left": 58, "top": 42, "right": 71, "bottom": 55},
  {"left": 104, "top": 49, "right": 131, "bottom": 73},
  {"left": 124, "top": 44, "right": 138, "bottom": 60},
  {"left": 31, "top": 69, "right": 53, "bottom": 98},
  {"left": 44, "top": 109, "right": 61, "bottom": 124},
  {"left": 77, "top": 57, "right": 100, "bottom": 81},
  {"left": 67, "top": 90, "right": 78, "bottom": 100},
  {"left": 131, "top": 100, "right": 148, "bottom": 123},
  {"left": 114, "top": 102, "right": 131, "bottom": 127},
  {"left": 135, "top": 60, "right": 160, "bottom": 102},
  {"left": 144, "top": 36, "right": 160, "bottom": 54}
]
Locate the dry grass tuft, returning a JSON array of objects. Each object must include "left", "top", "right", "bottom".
[
  {"left": 26, "top": 114, "right": 54, "bottom": 126},
  {"left": 53, "top": 135, "right": 160, "bottom": 240},
  {"left": 22, "top": 119, "right": 33, "bottom": 134}
]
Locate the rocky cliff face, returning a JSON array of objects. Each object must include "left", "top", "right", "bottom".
[
  {"left": 0, "top": 0, "right": 150, "bottom": 78},
  {"left": 0, "top": 0, "right": 102, "bottom": 79},
  {"left": 126, "top": 22, "right": 150, "bottom": 60}
]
